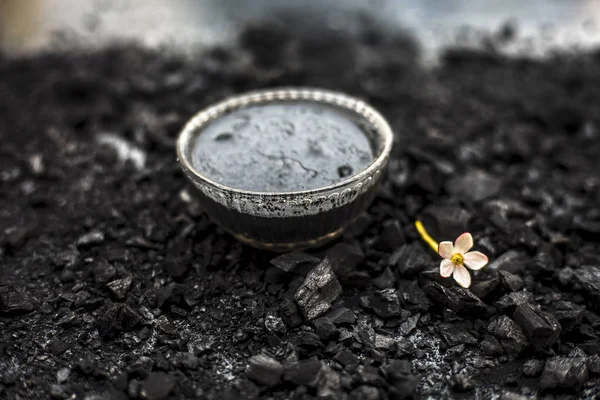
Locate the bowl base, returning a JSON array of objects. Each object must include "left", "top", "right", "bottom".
[{"left": 231, "top": 227, "right": 345, "bottom": 252}]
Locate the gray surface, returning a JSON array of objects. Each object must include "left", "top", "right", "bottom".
[{"left": 5, "top": 0, "right": 600, "bottom": 60}]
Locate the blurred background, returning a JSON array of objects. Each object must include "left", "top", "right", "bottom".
[{"left": 2, "top": 0, "right": 600, "bottom": 60}]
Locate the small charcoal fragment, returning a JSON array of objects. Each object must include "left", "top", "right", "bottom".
[
  {"left": 446, "top": 169, "right": 502, "bottom": 202},
  {"left": 280, "top": 298, "right": 303, "bottom": 327},
  {"left": 0, "top": 287, "right": 35, "bottom": 316},
  {"left": 325, "top": 306, "right": 356, "bottom": 325},
  {"left": 294, "top": 258, "right": 342, "bottom": 320},
  {"left": 373, "top": 267, "right": 396, "bottom": 289},
  {"left": 313, "top": 317, "right": 338, "bottom": 341},
  {"left": 245, "top": 354, "right": 283, "bottom": 387},
  {"left": 423, "top": 282, "right": 488, "bottom": 315},
  {"left": 96, "top": 304, "right": 142, "bottom": 340},
  {"left": 512, "top": 303, "right": 561, "bottom": 352},
  {"left": 360, "top": 289, "right": 403, "bottom": 319},
  {"left": 522, "top": 359, "right": 545, "bottom": 377},
  {"left": 552, "top": 301, "right": 585, "bottom": 331},
  {"left": 93, "top": 260, "right": 116, "bottom": 284},
  {"left": 333, "top": 350, "right": 359, "bottom": 372},
  {"left": 498, "top": 270, "right": 523, "bottom": 292},
  {"left": 487, "top": 316, "right": 528, "bottom": 357},
  {"left": 283, "top": 359, "right": 323, "bottom": 387},
  {"left": 420, "top": 205, "right": 471, "bottom": 239},
  {"left": 264, "top": 315, "right": 286, "bottom": 334},
  {"left": 139, "top": 372, "right": 176, "bottom": 400},
  {"left": 495, "top": 291, "right": 535, "bottom": 314},
  {"left": 539, "top": 357, "right": 588, "bottom": 391},
  {"left": 105, "top": 276, "right": 133, "bottom": 300},
  {"left": 270, "top": 251, "right": 320, "bottom": 272},
  {"left": 325, "top": 242, "right": 364, "bottom": 277},
  {"left": 571, "top": 266, "right": 600, "bottom": 307},
  {"left": 487, "top": 250, "right": 530, "bottom": 275},
  {"left": 390, "top": 243, "right": 432, "bottom": 277},
  {"left": 76, "top": 230, "right": 105, "bottom": 248},
  {"left": 449, "top": 374, "right": 474, "bottom": 392}
]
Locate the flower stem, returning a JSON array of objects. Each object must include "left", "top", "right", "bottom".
[{"left": 415, "top": 220, "right": 439, "bottom": 253}]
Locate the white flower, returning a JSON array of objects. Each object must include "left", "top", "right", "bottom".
[{"left": 438, "top": 232, "right": 488, "bottom": 288}]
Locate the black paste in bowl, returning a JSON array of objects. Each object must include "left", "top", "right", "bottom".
[{"left": 190, "top": 101, "right": 375, "bottom": 192}]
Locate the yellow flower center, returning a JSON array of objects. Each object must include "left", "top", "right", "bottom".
[{"left": 451, "top": 253, "right": 464, "bottom": 265}]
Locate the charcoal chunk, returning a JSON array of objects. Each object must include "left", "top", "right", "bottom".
[
  {"left": 498, "top": 270, "right": 523, "bottom": 292},
  {"left": 438, "top": 323, "right": 478, "bottom": 347},
  {"left": 572, "top": 266, "right": 600, "bottom": 307},
  {"left": 470, "top": 276, "right": 500, "bottom": 300},
  {"left": 0, "top": 287, "right": 35, "bottom": 316},
  {"left": 325, "top": 243, "right": 364, "bottom": 277},
  {"left": 487, "top": 316, "right": 528, "bottom": 356},
  {"left": 552, "top": 301, "right": 585, "bottom": 331},
  {"left": 349, "top": 385, "right": 380, "bottom": 400},
  {"left": 333, "top": 350, "right": 359, "bottom": 372},
  {"left": 420, "top": 205, "right": 471, "bottom": 239},
  {"left": 530, "top": 252, "right": 555, "bottom": 277},
  {"left": 487, "top": 250, "right": 530, "bottom": 275},
  {"left": 495, "top": 291, "right": 535, "bottom": 313},
  {"left": 325, "top": 306, "right": 356, "bottom": 325},
  {"left": 360, "top": 289, "right": 403, "bottom": 319},
  {"left": 139, "top": 372, "right": 175, "bottom": 400},
  {"left": 280, "top": 298, "right": 303, "bottom": 327},
  {"left": 294, "top": 258, "right": 342, "bottom": 320},
  {"left": 522, "top": 359, "right": 545, "bottom": 377},
  {"left": 449, "top": 374, "right": 474, "bottom": 391},
  {"left": 373, "top": 267, "right": 396, "bottom": 289},
  {"left": 316, "top": 366, "right": 341, "bottom": 400},
  {"left": 245, "top": 354, "right": 283, "bottom": 387},
  {"left": 76, "top": 230, "right": 105, "bottom": 248},
  {"left": 270, "top": 252, "right": 319, "bottom": 272},
  {"left": 96, "top": 304, "right": 142, "bottom": 340},
  {"left": 375, "top": 219, "right": 406, "bottom": 251},
  {"left": 313, "top": 317, "right": 338, "bottom": 341},
  {"left": 423, "top": 282, "right": 488, "bottom": 315},
  {"left": 390, "top": 243, "right": 432, "bottom": 277},
  {"left": 513, "top": 303, "right": 561, "bottom": 352},
  {"left": 105, "top": 276, "right": 132, "bottom": 300},
  {"left": 540, "top": 357, "right": 588, "bottom": 391},
  {"left": 93, "top": 261, "right": 116, "bottom": 284},
  {"left": 283, "top": 359, "right": 323, "bottom": 387},
  {"left": 264, "top": 315, "right": 286, "bottom": 335},
  {"left": 446, "top": 169, "right": 502, "bottom": 202},
  {"left": 383, "top": 360, "right": 418, "bottom": 400}
]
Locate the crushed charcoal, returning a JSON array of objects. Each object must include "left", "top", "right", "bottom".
[
  {"left": 294, "top": 257, "right": 342, "bottom": 320},
  {"left": 139, "top": 372, "right": 176, "bottom": 400},
  {"left": 513, "top": 303, "right": 561, "bottom": 352},
  {"left": 522, "top": 359, "right": 545, "bottom": 377},
  {"left": 245, "top": 354, "right": 283, "bottom": 387},
  {"left": 105, "top": 276, "right": 133, "bottom": 300},
  {"left": 539, "top": 357, "right": 588, "bottom": 391},
  {"left": 270, "top": 251, "right": 320, "bottom": 272}
]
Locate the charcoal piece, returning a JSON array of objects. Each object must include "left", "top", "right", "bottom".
[
  {"left": 588, "top": 355, "right": 600, "bottom": 375},
  {"left": 552, "top": 301, "right": 585, "bottom": 332},
  {"left": 270, "top": 252, "right": 320, "bottom": 272},
  {"left": 316, "top": 365, "right": 342, "bottom": 400},
  {"left": 373, "top": 267, "right": 396, "bottom": 289},
  {"left": 280, "top": 297, "right": 303, "bottom": 328},
  {"left": 233, "top": 379, "right": 260, "bottom": 400},
  {"left": 283, "top": 359, "right": 323, "bottom": 387},
  {"left": 390, "top": 243, "right": 432, "bottom": 277},
  {"left": 374, "top": 219, "right": 406, "bottom": 251},
  {"left": 294, "top": 258, "right": 342, "bottom": 320},
  {"left": 374, "top": 334, "right": 395, "bottom": 350},
  {"left": 76, "top": 230, "right": 105, "bottom": 248},
  {"left": 105, "top": 276, "right": 133, "bottom": 300},
  {"left": 173, "top": 352, "right": 199, "bottom": 370},
  {"left": 399, "top": 281, "right": 432, "bottom": 312},
  {"left": 326, "top": 306, "right": 356, "bottom": 325},
  {"left": 384, "top": 360, "right": 418, "bottom": 400},
  {"left": 498, "top": 270, "right": 523, "bottom": 292},
  {"left": 245, "top": 354, "right": 283, "bottom": 387},
  {"left": 469, "top": 275, "right": 500, "bottom": 300},
  {"left": 0, "top": 287, "right": 35, "bottom": 316},
  {"left": 513, "top": 303, "right": 561, "bottom": 352},
  {"left": 487, "top": 316, "right": 528, "bottom": 356},
  {"left": 449, "top": 374, "right": 474, "bottom": 391},
  {"left": 296, "top": 331, "right": 325, "bottom": 350},
  {"left": 349, "top": 385, "right": 380, "bottom": 400},
  {"left": 422, "top": 282, "right": 488, "bottom": 315},
  {"left": 522, "top": 359, "right": 545, "bottom": 377},
  {"left": 539, "top": 357, "right": 588, "bottom": 391},
  {"left": 333, "top": 350, "right": 359, "bottom": 372},
  {"left": 529, "top": 252, "right": 555, "bottom": 277},
  {"left": 325, "top": 243, "right": 364, "bottom": 277},
  {"left": 139, "top": 372, "right": 175, "bottom": 400},
  {"left": 96, "top": 304, "right": 142, "bottom": 340},
  {"left": 487, "top": 250, "right": 530, "bottom": 275},
  {"left": 264, "top": 315, "right": 286, "bottom": 334},
  {"left": 495, "top": 291, "right": 535, "bottom": 313},
  {"left": 360, "top": 289, "right": 403, "bottom": 319},
  {"left": 48, "top": 338, "right": 70, "bottom": 356},
  {"left": 93, "top": 261, "right": 116, "bottom": 284},
  {"left": 3, "top": 226, "right": 32, "bottom": 252},
  {"left": 420, "top": 205, "right": 471, "bottom": 240},
  {"left": 480, "top": 334, "right": 503, "bottom": 356},
  {"left": 313, "top": 317, "right": 338, "bottom": 341},
  {"left": 438, "top": 323, "right": 478, "bottom": 347},
  {"left": 356, "top": 365, "right": 386, "bottom": 387},
  {"left": 446, "top": 170, "right": 502, "bottom": 202},
  {"left": 572, "top": 266, "right": 600, "bottom": 306},
  {"left": 165, "top": 259, "right": 189, "bottom": 280},
  {"left": 399, "top": 313, "right": 420, "bottom": 336}
]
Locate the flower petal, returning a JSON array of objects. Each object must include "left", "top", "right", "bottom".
[
  {"left": 453, "top": 264, "right": 471, "bottom": 288},
  {"left": 454, "top": 232, "right": 473, "bottom": 254},
  {"left": 463, "top": 251, "right": 488, "bottom": 270},
  {"left": 440, "top": 259, "right": 454, "bottom": 277},
  {"left": 438, "top": 241, "right": 454, "bottom": 259}
]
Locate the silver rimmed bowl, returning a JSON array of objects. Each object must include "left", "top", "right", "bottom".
[{"left": 177, "top": 88, "right": 393, "bottom": 251}]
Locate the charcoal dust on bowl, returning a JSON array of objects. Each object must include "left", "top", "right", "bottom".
[{"left": 2, "top": 10, "right": 600, "bottom": 400}]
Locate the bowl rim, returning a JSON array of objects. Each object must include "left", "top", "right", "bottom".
[{"left": 176, "top": 87, "right": 393, "bottom": 197}]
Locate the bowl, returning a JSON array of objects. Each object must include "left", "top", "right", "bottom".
[{"left": 176, "top": 88, "right": 393, "bottom": 251}]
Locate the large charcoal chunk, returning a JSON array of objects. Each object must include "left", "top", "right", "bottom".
[
  {"left": 572, "top": 266, "right": 600, "bottom": 307},
  {"left": 512, "top": 303, "right": 561, "bottom": 352},
  {"left": 360, "top": 289, "right": 403, "bottom": 319},
  {"left": 423, "top": 282, "right": 487, "bottom": 315},
  {"left": 245, "top": 354, "right": 283, "bottom": 387},
  {"left": 487, "top": 316, "right": 528, "bottom": 356},
  {"left": 270, "top": 252, "right": 319, "bottom": 272},
  {"left": 540, "top": 357, "right": 588, "bottom": 391},
  {"left": 390, "top": 243, "right": 432, "bottom": 277},
  {"left": 294, "top": 258, "right": 341, "bottom": 320}
]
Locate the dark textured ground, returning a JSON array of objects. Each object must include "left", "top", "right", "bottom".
[{"left": 2, "top": 16, "right": 600, "bottom": 400}]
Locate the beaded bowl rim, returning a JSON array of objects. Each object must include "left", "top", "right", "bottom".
[{"left": 176, "top": 88, "right": 393, "bottom": 198}]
